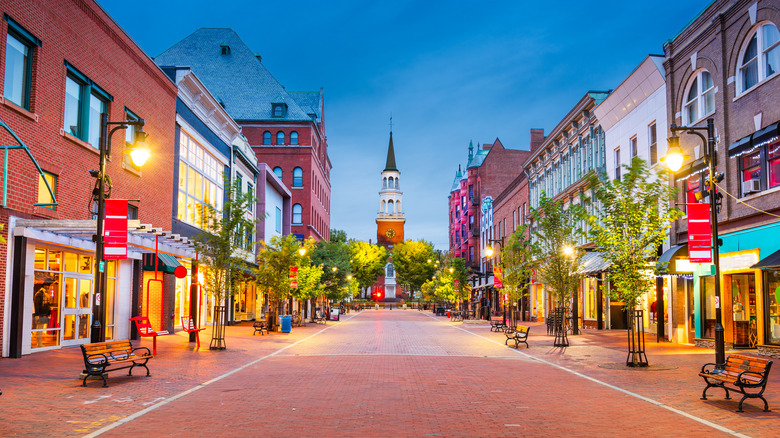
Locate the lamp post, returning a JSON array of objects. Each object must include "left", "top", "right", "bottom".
[
  {"left": 485, "top": 237, "right": 505, "bottom": 322},
  {"left": 562, "top": 245, "right": 578, "bottom": 335},
  {"left": 663, "top": 117, "right": 725, "bottom": 365},
  {"left": 91, "top": 112, "right": 150, "bottom": 343}
]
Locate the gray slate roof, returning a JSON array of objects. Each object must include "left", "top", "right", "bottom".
[{"left": 154, "top": 28, "right": 315, "bottom": 122}]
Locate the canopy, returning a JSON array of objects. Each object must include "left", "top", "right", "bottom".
[{"left": 751, "top": 248, "right": 780, "bottom": 270}]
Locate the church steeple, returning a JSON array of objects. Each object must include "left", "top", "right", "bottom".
[{"left": 384, "top": 132, "right": 398, "bottom": 172}]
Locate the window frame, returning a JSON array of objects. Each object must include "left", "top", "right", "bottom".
[
  {"left": 292, "top": 167, "right": 303, "bottom": 187},
  {"left": 290, "top": 131, "right": 298, "bottom": 145},
  {"left": 276, "top": 131, "right": 285, "bottom": 145},
  {"left": 737, "top": 22, "right": 780, "bottom": 96},
  {"left": 292, "top": 203, "right": 302, "bottom": 225},
  {"left": 263, "top": 131, "right": 272, "bottom": 145},
  {"left": 614, "top": 147, "right": 621, "bottom": 181},
  {"left": 648, "top": 123, "right": 658, "bottom": 165},
  {"left": 3, "top": 32, "right": 33, "bottom": 110},
  {"left": 37, "top": 170, "right": 57, "bottom": 210},
  {"left": 629, "top": 135, "right": 638, "bottom": 158},
  {"left": 273, "top": 167, "right": 283, "bottom": 180},
  {"left": 682, "top": 69, "right": 715, "bottom": 126},
  {"left": 62, "top": 62, "right": 113, "bottom": 146}
]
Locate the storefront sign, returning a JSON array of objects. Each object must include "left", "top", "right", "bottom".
[
  {"left": 494, "top": 267, "right": 503, "bottom": 289},
  {"left": 719, "top": 249, "right": 760, "bottom": 273},
  {"left": 103, "top": 199, "right": 128, "bottom": 260},
  {"left": 687, "top": 203, "right": 712, "bottom": 263}
]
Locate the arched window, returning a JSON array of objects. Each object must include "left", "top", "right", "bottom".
[
  {"left": 738, "top": 23, "right": 780, "bottom": 94},
  {"left": 381, "top": 200, "right": 386, "bottom": 213},
  {"left": 276, "top": 131, "right": 285, "bottom": 145},
  {"left": 388, "top": 176, "right": 394, "bottom": 188},
  {"left": 396, "top": 200, "right": 401, "bottom": 212},
  {"left": 292, "top": 204, "right": 302, "bottom": 224},
  {"left": 293, "top": 167, "right": 303, "bottom": 187},
  {"left": 388, "top": 200, "right": 394, "bottom": 214},
  {"left": 683, "top": 70, "right": 715, "bottom": 125},
  {"left": 383, "top": 177, "right": 387, "bottom": 188},
  {"left": 290, "top": 131, "right": 299, "bottom": 145},
  {"left": 273, "top": 167, "right": 283, "bottom": 180},
  {"left": 395, "top": 178, "right": 399, "bottom": 189},
  {"left": 263, "top": 131, "right": 272, "bottom": 145}
]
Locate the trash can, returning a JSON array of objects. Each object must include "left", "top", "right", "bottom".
[{"left": 280, "top": 315, "right": 291, "bottom": 333}]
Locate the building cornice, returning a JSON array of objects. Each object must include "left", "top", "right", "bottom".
[{"left": 177, "top": 70, "right": 241, "bottom": 147}]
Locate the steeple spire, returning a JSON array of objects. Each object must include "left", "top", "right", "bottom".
[{"left": 384, "top": 131, "right": 398, "bottom": 171}]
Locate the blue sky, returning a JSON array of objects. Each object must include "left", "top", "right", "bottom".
[{"left": 100, "top": 0, "right": 708, "bottom": 249}]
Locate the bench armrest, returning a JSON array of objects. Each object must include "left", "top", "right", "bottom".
[
  {"left": 86, "top": 353, "right": 109, "bottom": 366},
  {"left": 109, "top": 349, "right": 132, "bottom": 360},
  {"left": 700, "top": 362, "right": 721, "bottom": 374},
  {"left": 736, "top": 370, "right": 766, "bottom": 386},
  {"left": 131, "top": 346, "right": 152, "bottom": 357}
]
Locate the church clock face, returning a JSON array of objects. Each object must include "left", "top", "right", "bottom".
[{"left": 385, "top": 228, "right": 396, "bottom": 239}]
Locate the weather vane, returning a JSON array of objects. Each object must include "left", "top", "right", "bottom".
[{"left": 389, "top": 114, "right": 393, "bottom": 133}]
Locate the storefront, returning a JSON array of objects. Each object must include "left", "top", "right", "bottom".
[
  {"left": 579, "top": 252, "right": 611, "bottom": 330},
  {"left": 751, "top": 248, "right": 780, "bottom": 351},
  {"left": 5, "top": 218, "right": 196, "bottom": 357}
]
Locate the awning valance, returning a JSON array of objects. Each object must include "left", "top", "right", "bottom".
[
  {"left": 751, "top": 248, "right": 780, "bottom": 270},
  {"left": 728, "top": 122, "right": 780, "bottom": 158},
  {"left": 143, "top": 252, "right": 183, "bottom": 274}
]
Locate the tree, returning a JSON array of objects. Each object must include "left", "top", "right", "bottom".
[
  {"left": 254, "top": 234, "right": 312, "bottom": 329},
  {"left": 348, "top": 240, "right": 388, "bottom": 292},
  {"left": 531, "top": 193, "right": 584, "bottom": 324},
  {"left": 432, "top": 256, "right": 470, "bottom": 305},
  {"left": 391, "top": 240, "right": 437, "bottom": 294},
  {"left": 311, "top": 229, "right": 352, "bottom": 302},
  {"left": 500, "top": 224, "right": 539, "bottom": 325},
  {"left": 588, "top": 157, "right": 683, "bottom": 366},
  {"left": 192, "top": 178, "right": 256, "bottom": 349}
]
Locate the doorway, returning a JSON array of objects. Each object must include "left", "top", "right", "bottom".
[{"left": 61, "top": 275, "right": 93, "bottom": 346}]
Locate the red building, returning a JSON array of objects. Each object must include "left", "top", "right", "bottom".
[
  {"left": 0, "top": 0, "right": 179, "bottom": 356},
  {"left": 155, "top": 29, "right": 331, "bottom": 241}
]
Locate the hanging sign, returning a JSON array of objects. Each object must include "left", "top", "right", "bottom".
[
  {"left": 493, "top": 266, "right": 503, "bottom": 289},
  {"left": 103, "top": 199, "right": 128, "bottom": 260},
  {"left": 454, "top": 279, "right": 460, "bottom": 293},
  {"left": 687, "top": 203, "right": 712, "bottom": 263},
  {"left": 289, "top": 266, "right": 299, "bottom": 288}
]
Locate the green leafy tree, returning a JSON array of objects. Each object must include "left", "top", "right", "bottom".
[
  {"left": 348, "top": 240, "right": 388, "bottom": 291},
  {"left": 500, "top": 224, "right": 539, "bottom": 325},
  {"left": 588, "top": 157, "right": 683, "bottom": 365},
  {"left": 254, "top": 234, "right": 311, "bottom": 329},
  {"left": 391, "top": 240, "right": 437, "bottom": 294},
  {"left": 193, "top": 179, "right": 256, "bottom": 349},
  {"left": 432, "top": 256, "right": 470, "bottom": 305},
  {"left": 531, "top": 193, "right": 584, "bottom": 318},
  {"left": 311, "top": 229, "right": 352, "bottom": 302}
]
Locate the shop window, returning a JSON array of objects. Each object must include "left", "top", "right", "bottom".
[
  {"left": 731, "top": 274, "right": 757, "bottom": 348},
  {"left": 37, "top": 171, "right": 57, "bottom": 210},
  {"left": 736, "top": 140, "right": 780, "bottom": 196},
  {"left": 764, "top": 269, "right": 780, "bottom": 345},
  {"left": 701, "top": 276, "right": 716, "bottom": 339},
  {"left": 4, "top": 17, "right": 40, "bottom": 110}
]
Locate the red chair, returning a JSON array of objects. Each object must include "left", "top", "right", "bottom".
[
  {"left": 181, "top": 316, "right": 206, "bottom": 348},
  {"left": 129, "top": 316, "right": 169, "bottom": 355}
]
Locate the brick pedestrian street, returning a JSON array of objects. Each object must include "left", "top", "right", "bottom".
[{"left": 1, "top": 310, "right": 778, "bottom": 437}]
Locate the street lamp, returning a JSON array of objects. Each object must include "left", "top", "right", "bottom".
[
  {"left": 298, "top": 245, "right": 307, "bottom": 256},
  {"left": 91, "top": 112, "right": 150, "bottom": 343},
  {"left": 663, "top": 117, "right": 725, "bottom": 365},
  {"left": 485, "top": 237, "right": 505, "bottom": 321}
]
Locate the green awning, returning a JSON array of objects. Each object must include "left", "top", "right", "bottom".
[{"left": 142, "top": 253, "right": 183, "bottom": 274}]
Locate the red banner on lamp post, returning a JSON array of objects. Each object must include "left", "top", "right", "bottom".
[
  {"left": 103, "top": 199, "right": 128, "bottom": 260},
  {"left": 493, "top": 267, "right": 503, "bottom": 289},
  {"left": 687, "top": 203, "right": 712, "bottom": 263},
  {"left": 289, "top": 266, "right": 299, "bottom": 288}
]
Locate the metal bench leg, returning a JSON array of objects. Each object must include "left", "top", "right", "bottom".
[
  {"left": 196, "top": 331, "right": 200, "bottom": 348},
  {"left": 101, "top": 373, "right": 108, "bottom": 388},
  {"left": 152, "top": 336, "right": 157, "bottom": 356}
]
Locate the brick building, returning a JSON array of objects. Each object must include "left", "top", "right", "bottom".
[
  {"left": 0, "top": 0, "right": 183, "bottom": 357},
  {"left": 155, "top": 28, "right": 331, "bottom": 242},
  {"left": 662, "top": 0, "right": 780, "bottom": 356}
]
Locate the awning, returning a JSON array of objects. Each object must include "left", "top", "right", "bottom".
[
  {"left": 751, "top": 248, "right": 780, "bottom": 270},
  {"left": 657, "top": 244, "right": 688, "bottom": 271},
  {"left": 578, "top": 251, "right": 611, "bottom": 275},
  {"left": 728, "top": 122, "right": 780, "bottom": 158},
  {"left": 143, "top": 252, "right": 183, "bottom": 274}
]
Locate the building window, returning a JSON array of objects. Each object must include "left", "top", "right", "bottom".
[
  {"left": 292, "top": 204, "right": 302, "bottom": 224},
  {"left": 630, "top": 136, "right": 638, "bottom": 158},
  {"left": 290, "top": 131, "right": 298, "bottom": 145},
  {"left": 128, "top": 204, "right": 138, "bottom": 220},
  {"left": 648, "top": 123, "right": 657, "bottom": 165},
  {"left": 683, "top": 70, "right": 715, "bottom": 125},
  {"left": 37, "top": 171, "right": 57, "bottom": 210},
  {"left": 614, "top": 148, "right": 621, "bottom": 181},
  {"left": 124, "top": 109, "right": 141, "bottom": 171},
  {"left": 263, "top": 131, "right": 271, "bottom": 145},
  {"left": 176, "top": 130, "right": 224, "bottom": 229},
  {"left": 738, "top": 23, "right": 780, "bottom": 95},
  {"left": 272, "top": 103, "right": 287, "bottom": 118},
  {"left": 293, "top": 167, "right": 303, "bottom": 187},
  {"left": 62, "top": 64, "right": 112, "bottom": 147},
  {"left": 275, "top": 207, "right": 282, "bottom": 233},
  {"left": 220, "top": 43, "right": 230, "bottom": 56},
  {"left": 247, "top": 183, "right": 254, "bottom": 212},
  {"left": 276, "top": 131, "right": 285, "bottom": 145},
  {"left": 273, "top": 167, "right": 282, "bottom": 180},
  {"left": 4, "top": 28, "right": 37, "bottom": 110},
  {"left": 736, "top": 139, "right": 780, "bottom": 196}
]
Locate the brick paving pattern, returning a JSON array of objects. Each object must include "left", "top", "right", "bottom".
[{"left": 0, "top": 310, "right": 777, "bottom": 437}]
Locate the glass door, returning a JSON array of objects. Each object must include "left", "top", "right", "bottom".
[{"left": 61, "top": 276, "right": 92, "bottom": 346}]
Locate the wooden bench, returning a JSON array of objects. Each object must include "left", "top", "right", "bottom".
[
  {"left": 253, "top": 320, "right": 268, "bottom": 335},
  {"left": 504, "top": 325, "right": 531, "bottom": 349},
  {"left": 490, "top": 317, "right": 506, "bottom": 332},
  {"left": 129, "top": 316, "right": 169, "bottom": 356},
  {"left": 699, "top": 353, "right": 773, "bottom": 412},
  {"left": 181, "top": 316, "right": 205, "bottom": 348},
  {"left": 80, "top": 340, "right": 152, "bottom": 387}
]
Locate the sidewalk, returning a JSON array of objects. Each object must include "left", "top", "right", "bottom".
[{"left": 0, "top": 317, "right": 346, "bottom": 437}]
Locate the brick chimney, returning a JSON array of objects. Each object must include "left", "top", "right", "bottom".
[{"left": 530, "top": 129, "right": 545, "bottom": 151}]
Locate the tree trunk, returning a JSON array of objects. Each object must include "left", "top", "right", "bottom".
[
  {"left": 626, "top": 309, "right": 648, "bottom": 367},
  {"left": 209, "top": 305, "right": 227, "bottom": 350}
]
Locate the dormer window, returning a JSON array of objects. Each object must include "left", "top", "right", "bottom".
[
  {"left": 220, "top": 43, "right": 230, "bottom": 56},
  {"left": 272, "top": 103, "right": 287, "bottom": 118}
]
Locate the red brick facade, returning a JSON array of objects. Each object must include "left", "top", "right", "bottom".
[{"left": 0, "top": 0, "right": 177, "bottom": 354}]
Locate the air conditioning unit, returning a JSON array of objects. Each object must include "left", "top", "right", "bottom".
[{"left": 742, "top": 179, "right": 760, "bottom": 195}]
